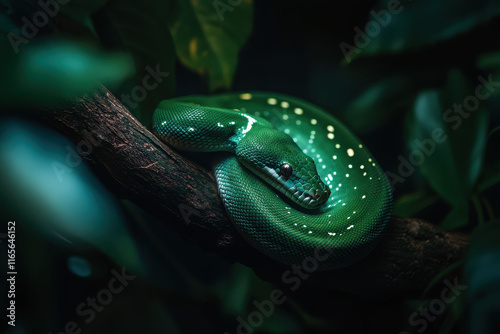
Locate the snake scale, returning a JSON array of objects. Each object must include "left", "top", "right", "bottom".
[{"left": 153, "top": 92, "right": 392, "bottom": 270}]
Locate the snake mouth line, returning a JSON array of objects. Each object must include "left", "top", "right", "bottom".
[
  {"left": 250, "top": 166, "right": 330, "bottom": 209},
  {"left": 276, "top": 183, "right": 330, "bottom": 209}
]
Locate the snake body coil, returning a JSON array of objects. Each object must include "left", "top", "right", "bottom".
[{"left": 153, "top": 92, "right": 392, "bottom": 270}]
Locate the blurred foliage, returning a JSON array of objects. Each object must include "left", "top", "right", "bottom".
[
  {"left": 0, "top": 0, "right": 499, "bottom": 333},
  {"left": 354, "top": 0, "right": 500, "bottom": 58}
]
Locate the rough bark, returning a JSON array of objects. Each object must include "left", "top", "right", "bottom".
[{"left": 45, "top": 87, "right": 469, "bottom": 298}]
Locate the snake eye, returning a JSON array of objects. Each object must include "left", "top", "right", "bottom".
[{"left": 279, "top": 163, "right": 293, "bottom": 177}]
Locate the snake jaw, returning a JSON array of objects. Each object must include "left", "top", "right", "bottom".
[
  {"left": 259, "top": 166, "right": 330, "bottom": 210},
  {"left": 297, "top": 186, "right": 331, "bottom": 209}
]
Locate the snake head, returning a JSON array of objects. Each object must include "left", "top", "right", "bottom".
[{"left": 236, "top": 127, "right": 331, "bottom": 209}]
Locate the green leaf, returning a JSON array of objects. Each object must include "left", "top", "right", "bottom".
[
  {"left": 0, "top": 38, "right": 133, "bottom": 108},
  {"left": 62, "top": 0, "right": 109, "bottom": 17},
  {"left": 441, "top": 204, "right": 469, "bottom": 230},
  {"left": 101, "top": 0, "right": 176, "bottom": 128},
  {"left": 60, "top": 0, "right": 109, "bottom": 34},
  {"left": 169, "top": 0, "right": 253, "bottom": 91},
  {"left": 408, "top": 70, "right": 488, "bottom": 228},
  {"left": 215, "top": 264, "right": 253, "bottom": 315},
  {"left": 393, "top": 190, "right": 438, "bottom": 217},
  {"left": 478, "top": 161, "right": 500, "bottom": 192},
  {"left": 422, "top": 260, "right": 465, "bottom": 298},
  {"left": 344, "top": 74, "right": 418, "bottom": 133},
  {"left": 356, "top": 0, "right": 500, "bottom": 56},
  {"left": 477, "top": 52, "right": 500, "bottom": 70},
  {"left": 477, "top": 53, "right": 500, "bottom": 98}
]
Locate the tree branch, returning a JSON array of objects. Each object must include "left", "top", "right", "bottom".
[{"left": 45, "top": 87, "right": 469, "bottom": 298}]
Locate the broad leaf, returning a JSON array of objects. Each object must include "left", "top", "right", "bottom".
[
  {"left": 408, "top": 70, "right": 488, "bottom": 228},
  {"left": 344, "top": 74, "right": 418, "bottom": 133},
  {"left": 169, "top": 0, "right": 253, "bottom": 91}
]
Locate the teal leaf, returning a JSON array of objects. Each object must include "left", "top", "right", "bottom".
[
  {"left": 0, "top": 38, "right": 133, "bottom": 108},
  {"left": 465, "top": 220, "right": 500, "bottom": 332},
  {"left": 0, "top": 120, "right": 142, "bottom": 272},
  {"left": 466, "top": 220, "right": 500, "bottom": 295}
]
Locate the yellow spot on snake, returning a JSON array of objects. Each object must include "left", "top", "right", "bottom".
[
  {"left": 294, "top": 108, "right": 303, "bottom": 115},
  {"left": 327, "top": 125, "right": 334, "bottom": 132},
  {"left": 240, "top": 93, "right": 252, "bottom": 100},
  {"left": 282, "top": 114, "right": 289, "bottom": 120},
  {"left": 281, "top": 101, "right": 290, "bottom": 108},
  {"left": 267, "top": 98, "right": 277, "bottom": 105},
  {"left": 327, "top": 133, "right": 334, "bottom": 140},
  {"left": 311, "top": 119, "right": 317, "bottom": 125},
  {"left": 347, "top": 148, "right": 354, "bottom": 157}
]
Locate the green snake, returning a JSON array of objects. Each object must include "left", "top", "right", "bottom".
[{"left": 153, "top": 92, "right": 392, "bottom": 270}]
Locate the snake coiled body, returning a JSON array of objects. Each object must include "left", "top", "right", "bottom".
[{"left": 153, "top": 92, "right": 392, "bottom": 270}]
